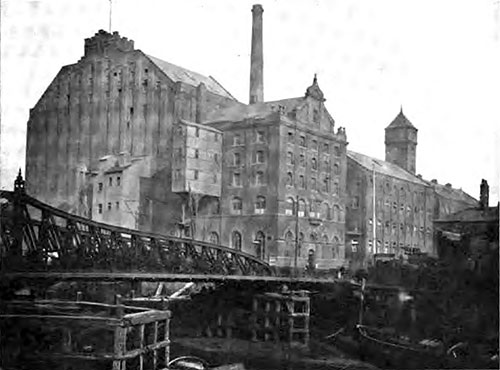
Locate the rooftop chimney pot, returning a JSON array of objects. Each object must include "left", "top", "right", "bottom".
[{"left": 480, "top": 179, "right": 489, "bottom": 209}]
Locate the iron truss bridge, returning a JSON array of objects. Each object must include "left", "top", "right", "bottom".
[{"left": 0, "top": 172, "right": 273, "bottom": 277}]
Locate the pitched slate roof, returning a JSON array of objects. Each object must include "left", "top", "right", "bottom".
[
  {"left": 430, "top": 182, "right": 478, "bottom": 204},
  {"left": 146, "top": 54, "right": 235, "bottom": 100},
  {"left": 347, "top": 150, "right": 428, "bottom": 185},
  {"left": 386, "top": 108, "right": 416, "bottom": 129}
]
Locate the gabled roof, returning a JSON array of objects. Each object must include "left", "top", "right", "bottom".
[
  {"left": 386, "top": 108, "right": 416, "bottom": 129},
  {"left": 436, "top": 205, "right": 498, "bottom": 223},
  {"left": 146, "top": 54, "right": 236, "bottom": 100},
  {"left": 347, "top": 150, "right": 428, "bottom": 185}
]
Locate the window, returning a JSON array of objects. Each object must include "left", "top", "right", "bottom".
[
  {"left": 287, "top": 152, "right": 294, "bottom": 165},
  {"left": 351, "top": 240, "right": 358, "bottom": 253},
  {"left": 333, "top": 163, "right": 340, "bottom": 175},
  {"left": 256, "top": 171, "right": 264, "bottom": 185},
  {"left": 233, "top": 152, "right": 241, "bottom": 166},
  {"left": 320, "top": 203, "right": 329, "bottom": 220},
  {"left": 194, "top": 149, "right": 199, "bottom": 159},
  {"left": 368, "top": 240, "right": 373, "bottom": 253},
  {"left": 232, "top": 197, "right": 242, "bottom": 214},
  {"left": 323, "top": 159, "right": 330, "bottom": 170},
  {"left": 213, "top": 173, "right": 217, "bottom": 184},
  {"left": 174, "top": 169, "right": 181, "bottom": 180},
  {"left": 393, "top": 202, "right": 397, "bottom": 211},
  {"left": 311, "top": 157, "right": 317, "bottom": 170},
  {"left": 214, "top": 133, "right": 219, "bottom": 142},
  {"left": 323, "top": 143, "right": 329, "bottom": 153},
  {"left": 313, "top": 109, "right": 319, "bottom": 123},
  {"left": 254, "top": 231, "right": 266, "bottom": 259},
  {"left": 98, "top": 183, "right": 103, "bottom": 192},
  {"left": 299, "top": 154, "right": 305, "bottom": 167},
  {"left": 232, "top": 172, "right": 241, "bottom": 186},
  {"left": 256, "top": 151, "right": 264, "bottom": 163},
  {"left": 209, "top": 232, "right": 219, "bottom": 244},
  {"left": 311, "top": 178, "right": 317, "bottom": 190},
  {"left": 352, "top": 196, "right": 359, "bottom": 209},
  {"left": 195, "top": 127, "right": 200, "bottom": 137},
  {"left": 322, "top": 177, "right": 330, "bottom": 192},
  {"left": 231, "top": 231, "right": 242, "bottom": 250},
  {"left": 233, "top": 133, "right": 242, "bottom": 146},
  {"left": 333, "top": 205, "right": 340, "bottom": 221},
  {"left": 214, "top": 153, "right": 219, "bottom": 164},
  {"left": 299, "top": 136, "right": 306, "bottom": 147},
  {"left": 109, "top": 177, "right": 113, "bottom": 186},
  {"left": 285, "top": 197, "right": 295, "bottom": 215},
  {"left": 107, "top": 202, "right": 112, "bottom": 211},
  {"left": 286, "top": 172, "right": 293, "bottom": 187},
  {"left": 256, "top": 131, "right": 265, "bottom": 143},
  {"left": 299, "top": 175, "right": 305, "bottom": 189},
  {"left": 130, "top": 107, "right": 134, "bottom": 115},
  {"left": 400, "top": 223, "right": 404, "bottom": 231},
  {"left": 176, "top": 148, "right": 183, "bottom": 157},
  {"left": 298, "top": 199, "right": 306, "bottom": 217},
  {"left": 117, "top": 177, "right": 121, "bottom": 186},
  {"left": 333, "top": 182, "right": 339, "bottom": 196},
  {"left": 193, "top": 170, "right": 199, "bottom": 180},
  {"left": 312, "top": 140, "right": 318, "bottom": 150},
  {"left": 334, "top": 146, "right": 341, "bottom": 157},
  {"left": 384, "top": 241, "right": 389, "bottom": 253},
  {"left": 288, "top": 132, "right": 294, "bottom": 143},
  {"left": 116, "top": 202, "right": 119, "bottom": 210},
  {"left": 98, "top": 204, "right": 103, "bottom": 214},
  {"left": 255, "top": 196, "right": 266, "bottom": 214}
]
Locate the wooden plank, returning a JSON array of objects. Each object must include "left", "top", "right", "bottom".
[
  {"left": 0, "top": 314, "right": 120, "bottom": 325},
  {"left": 124, "top": 310, "right": 171, "bottom": 326}
]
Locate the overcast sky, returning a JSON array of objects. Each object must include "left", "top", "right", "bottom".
[{"left": 1, "top": 0, "right": 499, "bottom": 204}]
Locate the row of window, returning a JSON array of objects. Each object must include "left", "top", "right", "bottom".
[
  {"left": 175, "top": 148, "right": 220, "bottom": 163},
  {"left": 98, "top": 176, "right": 121, "bottom": 192},
  {"left": 286, "top": 152, "right": 340, "bottom": 174},
  {"left": 231, "top": 151, "right": 265, "bottom": 166},
  {"left": 97, "top": 201, "right": 120, "bottom": 214},
  {"left": 286, "top": 173, "right": 340, "bottom": 195},
  {"left": 283, "top": 230, "right": 341, "bottom": 245},
  {"left": 365, "top": 240, "right": 426, "bottom": 254},
  {"left": 232, "top": 131, "right": 266, "bottom": 146},
  {"left": 287, "top": 132, "right": 342, "bottom": 156},
  {"left": 231, "top": 196, "right": 266, "bottom": 214},
  {"left": 368, "top": 180, "right": 429, "bottom": 202},
  {"left": 351, "top": 197, "right": 433, "bottom": 216},
  {"left": 230, "top": 171, "right": 265, "bottom": 187}
]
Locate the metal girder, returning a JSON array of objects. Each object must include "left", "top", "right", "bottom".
[{"left": 0, "top": 183, "right": 273, "bottom": 277}]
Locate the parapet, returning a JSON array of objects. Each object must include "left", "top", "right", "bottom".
[{"left": 84, "top": 30, "right": 135, "bottom": 57}]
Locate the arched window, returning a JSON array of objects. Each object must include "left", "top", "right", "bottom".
[
  {"left": 255, "top": 196, "right": 266, "bottom": 214},
  {"left": 310, "top": 201, "right": 318, "bottom": 218},
  {"left": 334, "top": 146, "right": 341, "bottom": 157},
  {"left": 209, "top": 231, "right": 219, "bottom": 244},
  {"left": 299, "top": 175, "right": 306, "bottom": 189},
  {"left": 285, "top": 197, "right": 295, "bottom": 215},
  {"left": 286, "top": 172, "right": 293, "bottom": 187},
  {"left": 298, "top": 199, "right": 306, "bottom": 217},
  {"left": 287, "top": 152, "right": 294, "bottom": 165},
  {"left": 231, "top": 231, "right": 242, "bottom": 250},
  {"left": 333, "top": 182, "right": 339, "bottom": 196},
  {"left": 310, "top": 233, "right": 317, "bottom": 243},
  {"left": 299, "top": 154, "right": 305, "bottom": 167},
  {"left": 333, "top": 163, "right": 340, "bottom": 175},
  {"left": 254, "top": 231, "right": 266, "bottom": 259},
  {"left": 231, "top": 197, "right": 242, "bottom": 214},
  {"left": 311, "top": 177, "right": 317, "bottom": 190},
  {"left": 256, "top": 151, "right": 265, "bottom": 164},
  {"left": 333, "top": 204, "right": 340, "bottom": 222},
  {"left": 320, "top": 203, "right": 329, "bottom": 220},
  {"left": 233, "top": 152, "right": 241, "bottom": 166},
  {"left": 322, "top": 235, "right": 329, "bottom": 244},
  {"left": 322, "top": 176, "right": 330, "bottom": 192},
  {"left": 311, "top": 157, "right": 317, "bottom": 170}
]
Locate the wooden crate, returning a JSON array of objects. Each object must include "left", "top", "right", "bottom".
[{"left": 0, "top": 295, "right": 171, "bottom": 370}]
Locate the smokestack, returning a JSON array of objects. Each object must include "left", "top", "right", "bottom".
[{"left": 249, "top": 4, "right": 264, "bottom": 104}]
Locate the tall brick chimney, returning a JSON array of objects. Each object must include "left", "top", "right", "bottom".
[
  {"left": 249, "top": 4, "right": 264, "bottom": 104},
  {"left": 480, "top": 179, "right": 489, "bottom": 209}
]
